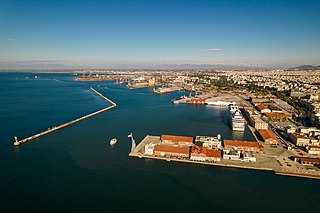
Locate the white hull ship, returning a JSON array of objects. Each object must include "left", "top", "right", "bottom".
[
  {"left": 229, "top": 104, "right": 245, "bottom": 132},
  {"left": 206, "top": 100, "right": 236, "bottom": 106}
]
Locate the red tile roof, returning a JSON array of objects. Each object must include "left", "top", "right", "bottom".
[
  {"left": 259, "top": 129, "right": 278, "bottom": 140},
  {"left": 295, "top": 157, "right": 320, "bottom": 164},
  {"left": 292, "top": 133, "right": 309, "bottom": 139},
  {"left": 257, "top": 104, "right": 269, "bottom": 111},
  {"left": 308, "top": 145, "right": 320, "bottom": 149},
  {"left": 154, "top": 145, "right": 190, "bottom": 154},
  {"left": 161, "top": 135, "right": 193, "bottom": 143},
  {"left": 224, "top": 140, "right": 260, "bottom": 148},
  {"left": 263, "top": 113, "right": 292, "bottom": 118},
  {"left": 202, "top": 147, "right": 221, "bottom": 158},
  {"left": 267, "top": 104, "right": 281, "bottom": 111}
]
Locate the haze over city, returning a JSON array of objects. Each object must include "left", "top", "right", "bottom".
[{"left": 1, "top": 0, "right": 320, "bottom": 69}]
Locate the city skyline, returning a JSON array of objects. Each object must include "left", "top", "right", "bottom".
[{"left": 1, "top": 0, "right": 320, "bottom": 69}]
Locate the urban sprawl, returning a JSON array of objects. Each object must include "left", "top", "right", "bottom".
[{"left": 74, "top": 68, "right": 320, "bottom": 179}]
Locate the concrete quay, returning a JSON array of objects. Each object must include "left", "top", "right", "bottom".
[
  {"left": 247, "top": 125, "right": 260, "bottom": 142},
  {"left": 129, "top": 135, "right": 274, "bottom": 171},
  {"left": 14, "top": 87, "right": 116, "bottom": 145},
  {"left": 129, "top": 135, "right": 320, "bottom": 180},
  {"left": 129, "top": 135, "right": 161, "bottom": 157},
  {"left": 275, "top": 170, "right": 320, "bottom": 180}
]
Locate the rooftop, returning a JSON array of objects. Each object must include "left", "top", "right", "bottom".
[
  {"left": 223, "top": 140, "right": 260, "bottom": 148},
  {"left": 295, "top": 157, "right": 320, "bottom": 163},
  {"left": 161, "top": 135, "right": 194, "bottom": 143},
  {"left": 259, "top": 129, "right": 278, "bottom": 140},
  {"left": 154, "top": 145, "right": 190, "bottom": 154}
]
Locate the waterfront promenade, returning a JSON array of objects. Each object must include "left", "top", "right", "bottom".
[{"left": 14, "top": 87, "right": 116, "bottom": 145}]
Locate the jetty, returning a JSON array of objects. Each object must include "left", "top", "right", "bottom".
[
  {"left": 129, "top": 135, "right": 320, "bottom": 180},
  {"left": 14, "top": 87, "right": 116, "bottom": 145},
  {"left": 128, "top": 135, "right": 274, "bottom": 172}
]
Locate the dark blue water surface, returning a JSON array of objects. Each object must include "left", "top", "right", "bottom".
[{"left": 0, "top": 72, "right": 319, "bottom": 213}]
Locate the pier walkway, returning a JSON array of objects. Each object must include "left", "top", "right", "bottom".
[{"left": 15, "top": 87, "right": 116, "bottom": 145}]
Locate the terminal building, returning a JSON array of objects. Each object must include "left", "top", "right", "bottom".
[
  {"left": 154, "top": 145, "right": 190, "bottom": 158},
  {"left": 307, "top": 145, "right": 320, "bottom": 155},
  {"left": 242, "top": 108, "right": 268, "bottom": 130},
  {"left": 190, "top": 146, "right": 221, "bottom": 162},
  {"left": 290, "top": 133, "right": 310, "bottom": 146},
  {"left": 161, "top": 135, "right": 193, "bottom": 146},
  {"left": 194, "top": 135, "right": 222, "bottom": 149},
  {"left": 294, "top": 157, "right": 320, "bottom": 165},
  {"left": 223, "top": 140, "right": 260, "bottom": 152},
  {"left": 250, "top": 115, "right": 268, "bottom": 130},
  {"left": 258, "top": 129, "right": 279, "bottom": 145}
]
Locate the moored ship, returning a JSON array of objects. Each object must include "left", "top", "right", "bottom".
[
  {"left": 228, "top": 104, "right": 245, "bottom": 131},
  {"left": 229, "top": 103, "right": 239, "bottom": 113},
  {"left": 171, "top": 95, "right": 187, "bottom": 104},
  {"left": 153, "top": 87, "right": 172, "bottom": 94},
  {"left": 206, "top": 100, "right": 236, "bottom": 106},
  {"left": 231, "top": 110, "right": 245, "bottom": 131}
]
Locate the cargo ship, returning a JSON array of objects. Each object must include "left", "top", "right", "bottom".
[
  {"left": 171, "top": 96, "right": 205, "bottom": 104},
  {"left": 153, "top": 86, "right": 182, "bottom": 94},
  {"left": 172, "top": 95, "right": 188, "bottom": 104}
]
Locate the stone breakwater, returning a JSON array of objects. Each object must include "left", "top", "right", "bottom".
[{"left": 14, "top": 87, "right": 116, "bottom": 145}]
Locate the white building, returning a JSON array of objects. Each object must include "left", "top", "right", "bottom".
[
  {"left": 298, "top": 127, "right": 320, "bottom": 137},
  {"left": 251, "top": 115, "right": 268, "bottom": 130},
  {"left": 195, "top": 135, "right": 222, "bottom": 149},
  {"left": 144, "top": 143, "right": 155, "bottom": 155},
  {"left": 223, "top": 149, "right": 241, "bottom": 161},
  {"left": 242, "top": 152, "right": 257, "bottom": 162},
  {"left": 307, "top": 145, "right": 320, "bottom": 155}
]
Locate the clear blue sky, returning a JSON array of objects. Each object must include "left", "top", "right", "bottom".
[{"left": 1, "top": 0, "right": 320, "bottom": 69}]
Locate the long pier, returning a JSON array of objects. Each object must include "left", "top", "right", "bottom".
[
  {"left": 90, "top": 87, "right": 117, "bottom": 106},
  {"left": 14, "top": 87, "right": 116, "bottom": 145},
  {"left": 129, "top": 135, "right": 320, "bottom": 180},
  {"left": 128, "top": 135, "right": 274, "bottom": 172}
]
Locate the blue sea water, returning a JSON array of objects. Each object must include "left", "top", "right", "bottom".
[{"left": 0, "top": 72, "right": 319, "bottom": 213}]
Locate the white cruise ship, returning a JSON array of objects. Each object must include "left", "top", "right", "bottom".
[
  {"left": 229, "top": 103, "right": 239, "bottom": 113},
  {"left": 228, "top": 104, "right": 245, "bottom": 131},
  {"left": 205, "top": 100, "right": 236, "bottom": 106}
]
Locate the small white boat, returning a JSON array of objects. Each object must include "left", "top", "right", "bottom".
[{"left": 110, "top": 138, "right": 117, "bottom": 145}]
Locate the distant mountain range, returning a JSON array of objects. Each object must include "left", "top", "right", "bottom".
[
  {"left": 287, "top": 65, "right": 320, "bottom": 71},
  {"left": 150, "top": 63, "right": 264, "bottom": 70},
  {"left": 0, "top": 63, "right": 266, "bottom": 71},
  {"left": 1, "top": 62, "right": 319, "bottom": 71}
]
